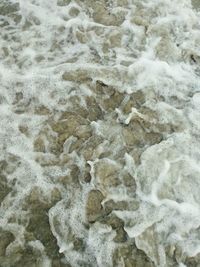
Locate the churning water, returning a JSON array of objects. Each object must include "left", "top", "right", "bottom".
[{"left": 1, "top": 0, "right": 200, "bottom": 266}]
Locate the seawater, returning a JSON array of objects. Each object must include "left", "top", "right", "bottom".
[{"left": 1, "top": 0, "right": 200, "bottom": 267}]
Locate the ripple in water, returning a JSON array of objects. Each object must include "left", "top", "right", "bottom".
[{"left": 1, "top": 0, "right": 200, "bottom": 266}]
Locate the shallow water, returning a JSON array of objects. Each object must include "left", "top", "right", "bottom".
[
  {"left": 192, "top": 0, "right": 200, "bottom": 9},
  {"left": 1, "top": 0, "right": 200, "bottom": 266}
]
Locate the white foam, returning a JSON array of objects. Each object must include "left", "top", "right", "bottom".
[{"left": 1, "top": 0, "right": 200, "bottom": 265}]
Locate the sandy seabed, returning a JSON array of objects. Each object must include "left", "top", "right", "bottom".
[{"left": 1, "top": 0, "right": 200, "bottom": 266}]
